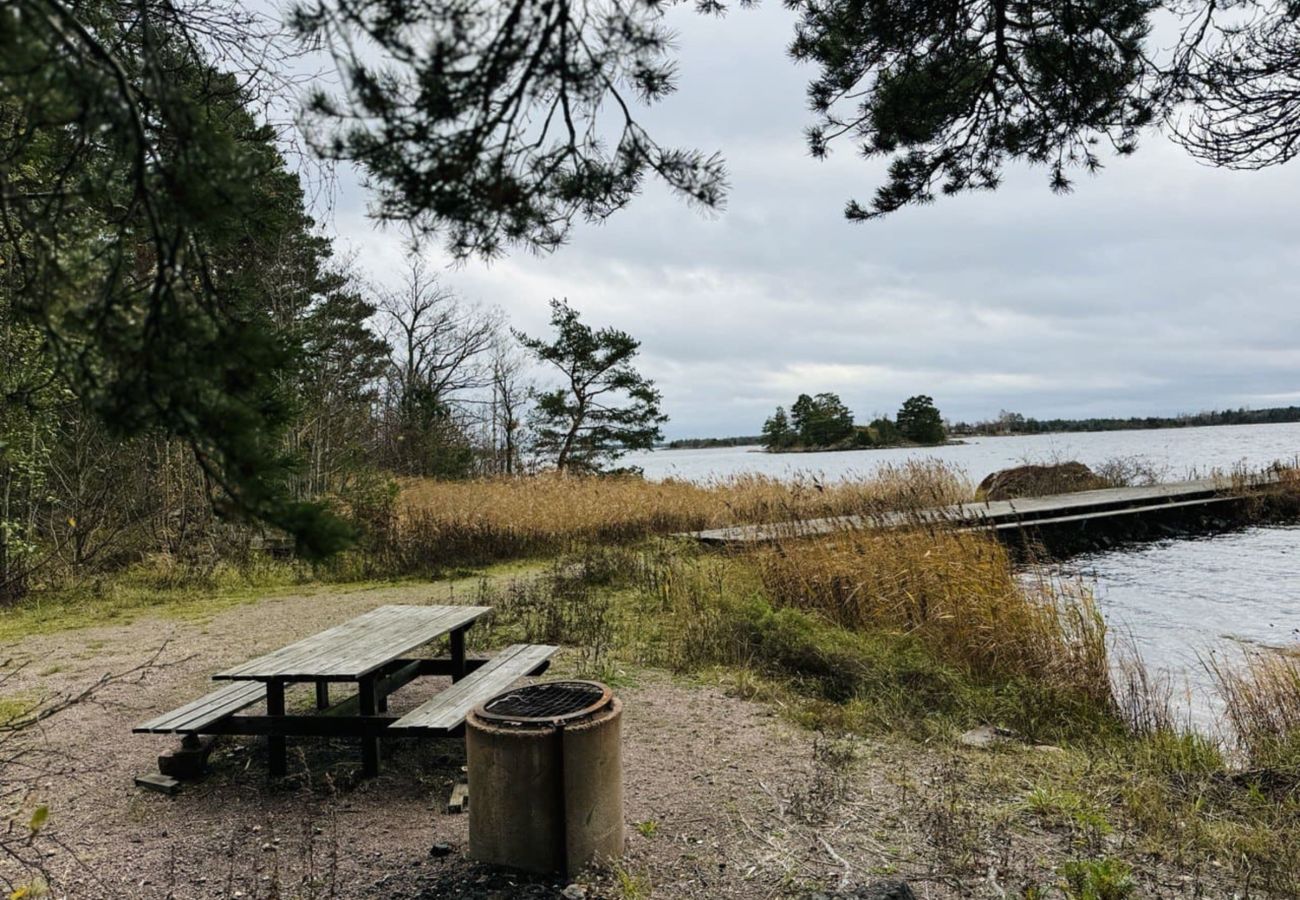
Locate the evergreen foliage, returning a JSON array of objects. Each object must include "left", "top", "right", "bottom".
[
  {"left": 761, "top": 406, "right": 795, "bottom": 450},
  {"left": 896, "top": 395, "right": 946, "bottom": 445},
  {"left": 790, "top": 0, "right": 1300, "bottom": 217},
  {"left": 290, "top": 0, "right": 729, "bottom": 258},
  {"left": 516, "top": 300, "right": 667, "bottom": 472},
  {"left": 1, "top": 1, "right": 350, "bottom": 556},
  {"left": 760, "top": 393, "right": 946, "bottom": 451},
  {"left": 791, "top": 393, "right": 857, "bottom": 447}
]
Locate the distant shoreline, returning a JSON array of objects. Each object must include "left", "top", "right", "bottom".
[
  {"left": 762, "top": 439, "right": 966, "bottom": 454},
  {"left": 661, "top": 409, "right": 1300, "bottom": 450}
]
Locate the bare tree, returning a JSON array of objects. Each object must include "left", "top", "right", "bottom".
[
  {"left": 488, "top": 338, "right": 533, "bottom": 476},
  {"left": 379, "top": 257, "right": 501, "bottom": 410},
  {"left": 376, "top": 256, "right": 501, "bottom": 476}
]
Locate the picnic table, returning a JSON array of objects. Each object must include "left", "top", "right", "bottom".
[{"left": 134, "top": 604, "right": 556, "bottom": 778}]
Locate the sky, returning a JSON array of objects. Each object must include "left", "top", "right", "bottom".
[{"left": 319, "top": 3, "right": 1300, "bottom": 440}]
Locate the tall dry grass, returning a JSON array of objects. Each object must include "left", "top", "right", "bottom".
[
  {"left": 1209, "top": 648, "right": 1300, "bottom": 770},
  {"left": 750, "top": 528, "right": 1112, "bottom": 701},
  {"left": 383, "top": 461, "right": 971, "bottom": 569}
]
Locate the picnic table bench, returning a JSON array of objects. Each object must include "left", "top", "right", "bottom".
[{"left": 135, "top": 604, "right": 555, "bottom": 777}]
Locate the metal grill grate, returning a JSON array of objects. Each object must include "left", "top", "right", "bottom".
[{"left": 479, "top": 681, "right": 611, "bottom": 725}]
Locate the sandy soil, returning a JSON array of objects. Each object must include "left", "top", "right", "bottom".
[{"left": 0, "top": 582, "right": 1239, "bottom": 899}]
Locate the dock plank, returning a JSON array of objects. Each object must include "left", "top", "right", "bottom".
[{"left": 682, "top": 475, "right": 1271, "bottom": 545}]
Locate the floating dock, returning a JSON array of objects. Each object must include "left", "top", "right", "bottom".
[{"left": 683, "top": 475, "right": 1287, "bottom": 550}]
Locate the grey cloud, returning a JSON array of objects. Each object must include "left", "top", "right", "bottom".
[{"left": 318, "top": 2, "right": 1300, "bottom": 439}]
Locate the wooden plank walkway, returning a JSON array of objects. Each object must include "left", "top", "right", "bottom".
[{"left": 682, "top": 475, "right": 1272, "bottom": 545}]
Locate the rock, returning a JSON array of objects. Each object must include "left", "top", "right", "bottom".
[
  {"left": 977, "top": 462, "right": 1104, "bottom": 501},
  {"left": 561, "top": 885, "right": 587, "bottom": 900},
  {"left": 959, "top": 725, "right": 1018, "bottom": 748}
]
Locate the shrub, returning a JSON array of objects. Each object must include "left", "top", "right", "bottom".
[{"left": 1059, "top": 858, "right": 1135, "bottom": 900}]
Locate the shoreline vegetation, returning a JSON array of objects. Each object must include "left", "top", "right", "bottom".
[
  {"left": 665, "top": 403, "right": 1300, "bottom": 450},
  {"left": 7, "top": 462, "right": 1300, "bottom": 895}
]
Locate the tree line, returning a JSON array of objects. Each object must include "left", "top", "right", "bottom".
[
  {"left": 3, "top": 203, "right": 665, "bottom": 602},
  {"left": 761, "top": 394, "right": 945, "bottom": 452},
  {"left": 0, "top": 27, "right": 665, "bottom": 602},
  {"left": 950, "top": 407, "right": 1300, "bottom": 437}
]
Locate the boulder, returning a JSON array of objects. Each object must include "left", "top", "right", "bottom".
[{"left": 976, "top": 462, "right": 1104, "bottom": 501}]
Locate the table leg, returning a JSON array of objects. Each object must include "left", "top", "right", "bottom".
[
  {"left": 358, "top": 676, "right": 380, "bottom": 777},
  {"left": 450, "top": 627, "right": 467, "bottom": 683},
  {"left": 266, "top": 680, "right": 287, "bottom": 778},
  {"left": 315, "top": 681, "right": 330, "bottom": 710}
]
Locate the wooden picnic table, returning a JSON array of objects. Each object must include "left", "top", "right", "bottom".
[{"left": 136, "top": 604, "right": 556, "bottom": 778}]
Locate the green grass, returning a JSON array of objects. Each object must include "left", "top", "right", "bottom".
[
  {"left": 0, "top": 556, "right": 548, "bottom": 642},
  {"left": 0, "top": 694, "right": 36, "bottom": 727},
  {"left": 1059, "top": 858, "right": 1135, "bottom": 900}
]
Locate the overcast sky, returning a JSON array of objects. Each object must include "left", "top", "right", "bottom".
[{"left": 320, "top": 3, "right": 1300, "bottom": 440}]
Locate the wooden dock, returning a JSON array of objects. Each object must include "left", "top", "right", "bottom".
[{"left": 683, "top": 475, "right": 1279, "bottom": 547}]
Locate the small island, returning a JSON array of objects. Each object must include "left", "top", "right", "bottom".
[{"left": 761, "top": 392, "right": 950, "bottom": 452}]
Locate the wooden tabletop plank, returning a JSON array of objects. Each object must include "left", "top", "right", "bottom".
[{"left": 213, "top": 605, "right": 492, "bottom": 681}]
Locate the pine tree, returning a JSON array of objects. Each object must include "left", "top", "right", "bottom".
[
  {"left": 761, "top": 407, "right": 794, "bottom": 450},
  {"left": 789, "top": 393, "right": 856, "bottom": 447},
  {"left": 516, "top": 300, "right": 666, "bottom": 473},
  {"left": 896, "top": 395, "right": 946, "bottom": 445},
  {"left": 1, "top": 9, "right": 351, "bottom": 555}
]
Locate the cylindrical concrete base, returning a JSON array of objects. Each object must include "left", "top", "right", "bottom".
[
  {"left": 560, "top": 698, "right": 624, "bottom": 873},
  {"left": 466, "top": 697, "right": 623, "bottom": 875}
]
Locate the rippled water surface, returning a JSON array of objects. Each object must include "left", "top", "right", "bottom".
[
  {"left": 626, "top": 422, "right": 1300, "bottom": 722},
  {"left": 1062, "top": 527, "right": 1300, "bottom": 726}
]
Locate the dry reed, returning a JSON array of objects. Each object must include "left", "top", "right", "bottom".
[
  {"left": 750, "top": 527, "right": 1112, "bottom": 702},
  {"left": 1209, "top": 648, "right": 1300, "bottom": 769},
  {"left": 385, "top": 461, "right": 971, "bottom": 569}
]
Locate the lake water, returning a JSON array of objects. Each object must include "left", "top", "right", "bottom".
[
  {"left": 627, "top": 423, "right": 1300, "bottom": 729},
  {"left": 1061, "top": 526, "right": 1300, "bottom": 731},
  {"left": 625, "top": 421, "right": 1300, "bottom": 486}
]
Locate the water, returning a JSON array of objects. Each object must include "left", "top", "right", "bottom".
[
  {"left": 627, "top": 422, "right": 1300, "bottom": 728},
  {"left": 625, "top": 421, "right": 1300, "bottom": 486}
]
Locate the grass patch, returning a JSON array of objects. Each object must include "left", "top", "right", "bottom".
[
  {"left": 0, "top": 694, "right": 36, "bottom": 727},
  {"left": 1058, "top": 858, "right": 1135, "bottom": 900},
  {"left": 0, "top": 556, "right": 546, "bottom": 642}
]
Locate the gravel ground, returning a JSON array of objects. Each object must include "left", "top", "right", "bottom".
[
  {"left": 0, "top": 582, "right": 836, "bottom": 899},
  {"left": 0, "top": 581, "right": 1245, "bottom": 899}
]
